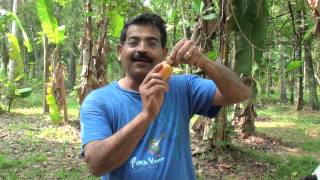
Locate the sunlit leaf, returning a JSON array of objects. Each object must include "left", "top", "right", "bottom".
[
  {"left": 167, "top": 8, "right": 176, "bottom": 22},
  {"left": 85, "top": 12, "right": 94, "bottom": 17},
  {"left": 1, "top": 9, "right": 32, "bottom": 52},
  {"left": 286, "top": 60, "right": 303, "bottom": 72},
  {"left": 109, "top": 11, "right": 124, "bottom": 38},
  {"left": 6, "top": 33, "right": 24, "bottom": 77},
  {"left": 207, "top": 51, "right": 218, "bottom": 60},
  {"left": 192, "top": 0, "right": 202, "bottom": 13},
  {"left": 36, "top": 0, "right": 64, "bottom": 44},
  {"left": 15, "top": 87, "right": 32, "bottom": 98},
  {"left": 202, "top": 13, "right": 216, "bottom": 20}
]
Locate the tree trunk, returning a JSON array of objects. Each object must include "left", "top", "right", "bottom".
[
  {"left": 1, "top": 37, "right": 9, "bottom": 76},
  {"left": 266, "top": 63, "right": 273, "bottom": 99},
  {"left": 190, "top": 0, "right": 221, "bottom": 154},
  {"left": 31, "top": 28, "right": 41, "bottom": 78},
  {"left": 233, "top": 76, "right": 257, "bottom": 138},
  {"left": 69, "top": 43, "right": 76, "bottom": 89},
  {"left": 304, "top": 41, "right": 319, "bottom": 110},
  {"left": 295, "top": 48, "right": 304, "bottom": 111},
  {"left": 287, "top": 0, "right": 304, "bottom": 110},
  {"left": 214, "top": 0, "right": 229, "bottom": 143},
  {"left": 43, "top": 34, "right": 49, "bottom": 113},
  {"left": 78, "top": 1, "right": 108, "bottom": 104},
  {"left": 8, "top": 0, "right": 18, "bottom": 82},
  {"left": 279, "top": 44, "right": 288, "bottom": 104},
  {"left": 52, "top": 47, "right": 68, "bottom": 122}
]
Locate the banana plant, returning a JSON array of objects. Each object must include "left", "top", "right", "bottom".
[
  {"left": 0, "top": 9, "right": 33, "bottom": 112},
  {"left": 231, "top": 0, "right": 268, "bottom": 137},
  {"left": 36, "top": 0, "right": 67, "bottom": 123}
]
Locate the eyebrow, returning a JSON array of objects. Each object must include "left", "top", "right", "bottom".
[{"left": 127, "top": 36, "right": 160, "bottom": 42}]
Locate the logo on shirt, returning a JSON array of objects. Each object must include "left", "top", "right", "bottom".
[
  {"left": 148, "top": 133, "right": 165, "bottom": 156},
  {"left": 129, "top": 134, "right": 166, "bottom": 173}
]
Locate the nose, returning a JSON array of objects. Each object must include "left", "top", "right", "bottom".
[{"left": 137, "top": 41, "right": 147, "bottom": 52}]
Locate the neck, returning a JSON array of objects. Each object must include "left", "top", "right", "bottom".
[{"left": 118, "top": 76, "right": 142, "bottom": 92}]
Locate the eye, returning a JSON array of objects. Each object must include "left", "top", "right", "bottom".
[
  {"left": 147, "top": 40, "right": 160, "bottom": 48},
  {"left": 127, "top": 39, "right": 138, "bottom": 47}
]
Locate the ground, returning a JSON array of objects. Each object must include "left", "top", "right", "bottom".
[{"left": 0, "top": 106, "right": 319, "bottom": 179}]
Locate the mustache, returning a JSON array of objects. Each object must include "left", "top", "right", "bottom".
[{"left": 132, "top": 52, "right": 152, "bottom": 62}]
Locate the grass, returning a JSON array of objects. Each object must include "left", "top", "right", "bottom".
[
  {"left": 1, "top": 86, "right": 320, "bottom": 179},
  {"left": 256, "top": 105, "right": 320, "bottom": 153},
  {"left": 251, "top": 105, "right": 320, "bottom": 178},
  {"left": 0, "top": 89, "right": 97, "bottom": 179},
  {"left": 242, "top": 148, "right": 319, "bottom": 179}
]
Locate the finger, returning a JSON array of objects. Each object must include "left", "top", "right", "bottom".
[
  {"left": 176, "top": 40, "right": 193, "bottom": 62},
  {"left": 143, "top": 78, "right": 168, "bottom": 90},
  {"left": 148, "top": 84, "right": 169, "bottom": 95},
  {"left": 141, "top": 63, "right": 163, "bottom": 85},
  {"left": 183, "top": 45, "right": 196, "bottom": 63},
  {"left": 169, "top": 39, "right": 186, "bottom": 66}
]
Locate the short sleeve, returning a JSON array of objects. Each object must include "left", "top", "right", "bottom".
[
  {"left": 80, "top": 94, "right": 112, "bottom": 146},
  {"left": 186, "top": 75, "right": 221, "bottom": 118}
]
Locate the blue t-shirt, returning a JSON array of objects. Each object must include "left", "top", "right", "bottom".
[{"left": 80, "top": 74, "right": 221, "bottom": 180}]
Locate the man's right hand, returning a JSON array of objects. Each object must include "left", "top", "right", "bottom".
[{"left": 139, "top": 63, "right": 169, "bottom": 120}]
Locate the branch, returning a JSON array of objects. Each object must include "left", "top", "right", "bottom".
[{"left": 287, "top": 0, "right": 298, "bottom": 36}]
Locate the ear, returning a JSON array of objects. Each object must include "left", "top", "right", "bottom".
[{"left": 117, "top": 44, "right": 123, "bottom": 61}]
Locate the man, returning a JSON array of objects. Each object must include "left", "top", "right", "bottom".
[{"left": 80, "top": 13, "right": 249, "bottom": 180}]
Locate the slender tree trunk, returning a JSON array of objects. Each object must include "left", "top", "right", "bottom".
[
  {"left": 69, "top": 43, "right": 76, "bottom": 89},
  {"left": 7, "top": 0, "right": 18, "bottom": 112},
  {"left": 1, "top": 37, "right": 9, "bottom": 76},
  {"left": 8, "top": 0, "right": 18, "bottom": 82},
  {"left": 287, "top": 0, "right": 304, "bottom": 110},
  {"left": 266, "top": 63, "right": 273, "bottom": 98},
  {"left": 43, "top": 34, "right": 49, "bottom": 113},
  {"left": 31, "top": 28, "right": 41, "bottom": 78},
  {"left": 172, "top": 0, "right": 177, "bottom": 45},
  {"left": 214, "top": 0, "right": 229, "bottom": 143},
  {"left": 304, "top": 41, "right": 319, "bottom": 110},
  {"left": 279, "top": 44, "right": 288, "bottom": 103},
  {"left": 295, "top": 9, "right": 304, "bottom": 111},
  {"left": 289, "top": 71, "right": 295, "bottom": 105},
  {"left": 295, "top": 46, "right": 304, "bottom": 111}
]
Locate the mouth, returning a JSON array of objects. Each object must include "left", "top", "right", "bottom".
[{"left": 132, "top": 58, "right": 152, "bottom": 63}]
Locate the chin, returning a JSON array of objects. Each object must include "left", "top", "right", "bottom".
[{"left": 129, "top": 71, "right": 149, "bottom": 82}]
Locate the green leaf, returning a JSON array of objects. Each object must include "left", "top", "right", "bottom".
[
  {"left": 36, "top": 0, "right": 64, "bottom": 44},
  {"left": 109, "top": 11, "right": 124, "bottom": 38},
  {"left": 85, "top": 12, "right": 94, "bottom": 17},
  {"left": 302, "top": 27, "right": 314, "bottom": 43},
  {"left": 167, "top": 8, "right": 176, "bottom": 22},
  {"left": 192, "top": 0, "right": 202, "bottom": 13},
  {"left": 6, "top": 33, "right": 24, "bottom": 77},
  {"left": 58, "top": 25, "right": 65, "bottom": 43},
  {"left": 207, "top": 51, "right": 218, "bottom": 60},
  {"left": 200, "top": 1, "right": 205, "bottom": 14},
  {"left": 0, "top": 9, "right": 32, "bottom": 52},
  {"left": 14, "top": 74, "right": 25, "bottom": 82},
  {"left": 202, "top": 13, "right": 216, "bottom": 20},
  {"left": 286, "top": 60, "right": 303, "bottom": 72},
  {"left": 15, "top": 87, "right": 32, "bottom": 98},
  {"left": 233, "top": 0, "right": 268, "bottom": 76}
]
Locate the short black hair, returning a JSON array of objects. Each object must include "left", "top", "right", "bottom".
[{"left": 120, "top": 13, "right": 167, "bottom": 48}]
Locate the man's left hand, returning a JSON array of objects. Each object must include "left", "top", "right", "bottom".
[{"left": 167, "top": 39, "right": 205, "bottom": 67}]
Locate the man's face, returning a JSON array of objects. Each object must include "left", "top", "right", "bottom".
[{"left": 117, "top": 24, "right": 167, "bottom": 81}]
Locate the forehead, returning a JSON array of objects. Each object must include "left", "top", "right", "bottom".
[{"left": 126, "top": 24, "right": 161, "bottom": 40}]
